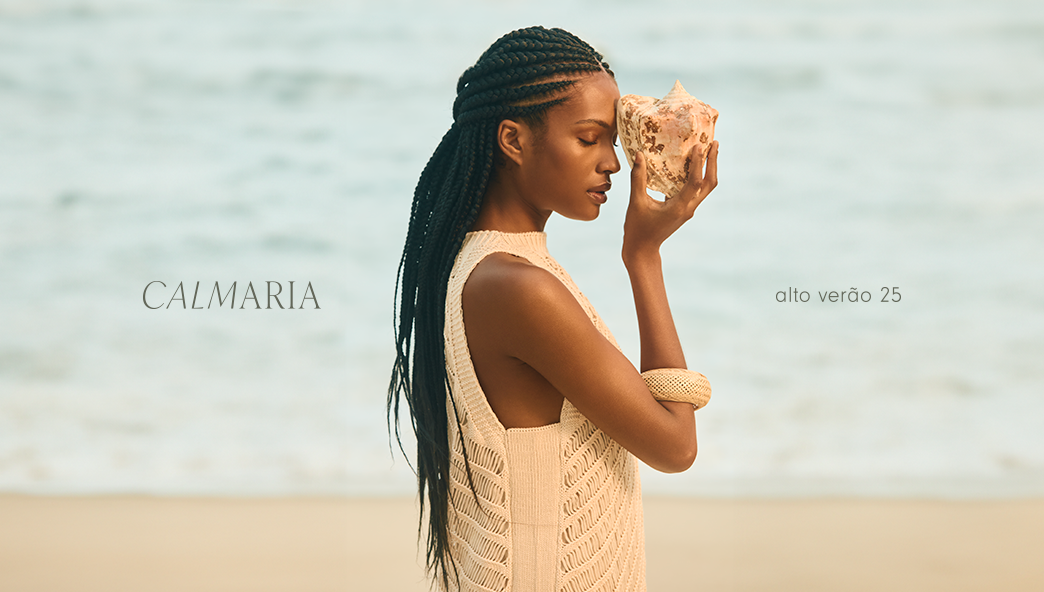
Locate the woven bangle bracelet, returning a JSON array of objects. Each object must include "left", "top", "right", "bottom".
[{"left": 640, "top": 368, "right": 712, "bottom": 410}]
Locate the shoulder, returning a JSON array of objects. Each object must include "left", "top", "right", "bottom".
[
  {"left": 464, "top": 252, "right": 566, "bottom": 306},
  {"left": 462, "top": 252, "right": 591, "bottom": 351}
]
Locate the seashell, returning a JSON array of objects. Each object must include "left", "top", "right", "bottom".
[{"left": 616, "top": 80, "right": 719, "bottom": 197}]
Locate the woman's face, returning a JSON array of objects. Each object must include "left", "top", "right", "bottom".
[{"left": 516, "top": 70, "right": 622, "bottom": 221}]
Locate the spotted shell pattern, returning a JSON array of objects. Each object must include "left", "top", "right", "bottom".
[{"left": 616, "top": 80, "right": 719, "bottom": 197}]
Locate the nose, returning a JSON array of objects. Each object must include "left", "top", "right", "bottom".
[{"left": 601, "top": 143, "right": 621, "bottom": 175}]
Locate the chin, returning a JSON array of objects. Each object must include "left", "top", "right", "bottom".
[{"left": 561, "top": 207, "right": 601, "bottom": 222}]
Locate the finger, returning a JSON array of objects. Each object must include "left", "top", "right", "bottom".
[
  {"left": 691, "top": 143, "right": 707, "bottom": 185},
  {"left": 679, "top": 143, "right": 707, "bottom": 205},
  {"left": 704, "top": 141, "right": 718, "bottom": 192},
  {"left": 629, "top": 151, "right": 648, "bottom": 205}
]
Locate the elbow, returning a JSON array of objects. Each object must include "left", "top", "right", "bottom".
[
  {"left": 653, "top": 435, "right": 697, "bottom": 474},
  {"left": 673, "top": 436, "right": 698, "bottom": 473}
]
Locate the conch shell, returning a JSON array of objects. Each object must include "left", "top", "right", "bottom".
[{"left": 616, "top": 80, "right": 719, "bottom": 197}]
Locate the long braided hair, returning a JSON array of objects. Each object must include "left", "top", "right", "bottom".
[{"left": 387, "top": 26, "right": 613, "bottom": 589}]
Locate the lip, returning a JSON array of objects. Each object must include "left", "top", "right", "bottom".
[{"left": 587, "top": 182, "right": 611, "bottom": 205}]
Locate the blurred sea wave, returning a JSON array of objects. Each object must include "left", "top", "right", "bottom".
[{"left": 1, "top": 0, "right": 1042, "bottom": 497}]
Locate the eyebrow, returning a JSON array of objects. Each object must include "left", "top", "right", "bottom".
[{"left": 574, "top": 118, "right": 612, "bottom": 129}]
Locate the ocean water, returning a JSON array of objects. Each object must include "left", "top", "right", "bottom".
[{"left": 1, "top": 0, "right": 1042, "bottom": 497}]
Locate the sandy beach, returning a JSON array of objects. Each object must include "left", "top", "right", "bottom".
[{"left": 1, "top": 496, "right": 1041, "bottom": 592}]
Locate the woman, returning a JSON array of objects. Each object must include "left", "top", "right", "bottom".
[{"left": 389, "top": 26, "right": 719, "bottom": 592}]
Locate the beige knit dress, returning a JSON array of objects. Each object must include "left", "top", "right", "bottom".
[{"left": 441, "top": 230, "right": 646, "bottom": 592}]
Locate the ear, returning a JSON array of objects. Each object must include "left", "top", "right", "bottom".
[{"left": 495, "top": 119, "right": 530, "bottom": 167}]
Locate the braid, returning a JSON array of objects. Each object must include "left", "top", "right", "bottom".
[{"left": 387, "top": 26, "right": 613, "bottom": 591}]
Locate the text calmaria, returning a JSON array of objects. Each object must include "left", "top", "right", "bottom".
[{"left": 143, "top": 281, "right": 320, "bottom": 310}]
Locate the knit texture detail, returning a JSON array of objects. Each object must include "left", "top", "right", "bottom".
[
  {"left": 441, "top": 230, "right": 646, "bottom": 592},
  {"left": 640, "top": 368, "right": 712, "bottom": 410}
]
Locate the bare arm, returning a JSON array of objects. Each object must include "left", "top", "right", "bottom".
[
  {"left": 467, "top": 142, "right": 719, "bottom": 473},
  {"left": 623, "top": 143, "right": 719, "bottom": 373},
  {"left": 471, "top": 264, "right": 698, "bottom": 473},
  {"left": 624, "top": 248, "right": 700, "bottom": 461},
  {"left": 621, "top": 142, "right": 719, "bottom": 466}
]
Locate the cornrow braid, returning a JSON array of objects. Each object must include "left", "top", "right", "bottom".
[
  {"left": 455, "top": 61, "right": 597, "bottom": 98},
  {"left": 454, "top": 79, "right": 578, "bottom": 119},
  {"left": 387, "top": 26, "right": 613, "bottom": 591}
]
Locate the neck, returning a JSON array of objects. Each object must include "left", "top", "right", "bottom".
[{"left": 470, "top": 168, "right": 550, "bottom": 233}]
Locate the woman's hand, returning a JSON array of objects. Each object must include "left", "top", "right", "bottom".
[{"left": 622, "top": 140, "right": 719, "bottom": 263}]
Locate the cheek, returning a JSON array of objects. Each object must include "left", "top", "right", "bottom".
[
  {"left": 543, "top": 143, "right": 586, "bottom": 182},
  {"left": 529, "top": 145, "right": 571, "bottom": 186}
]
